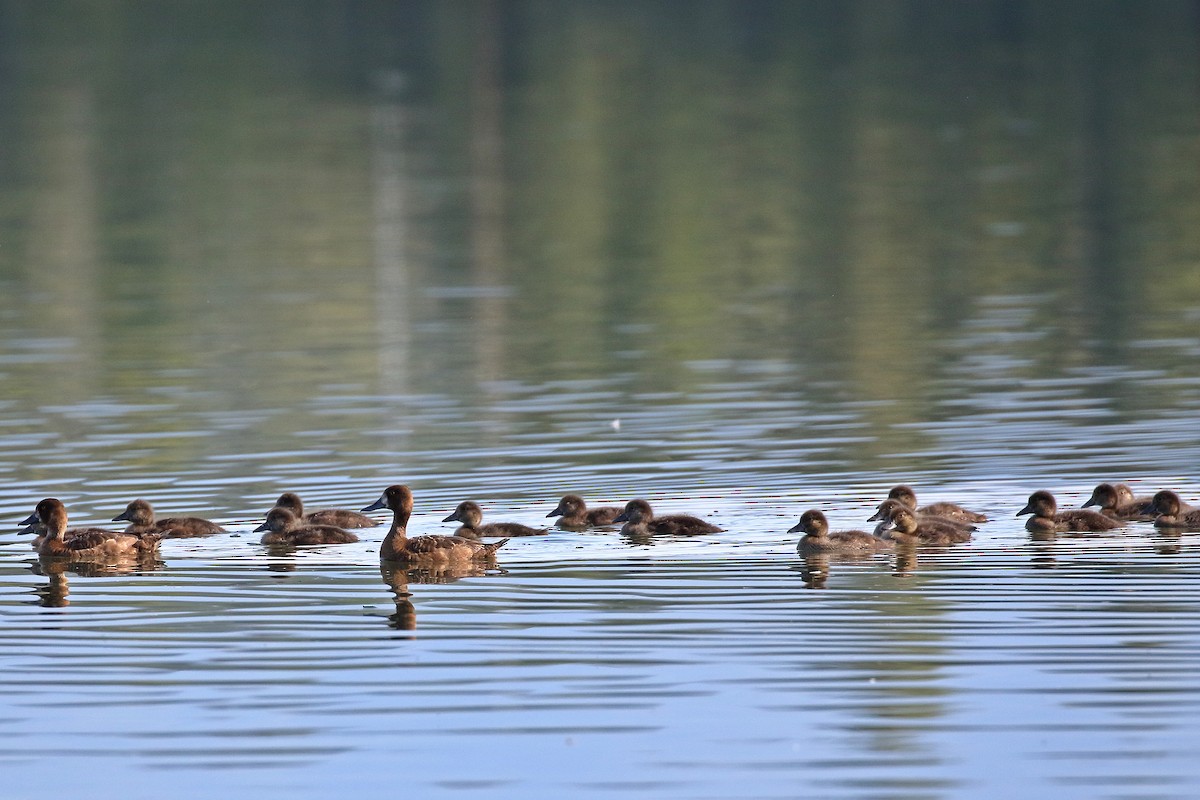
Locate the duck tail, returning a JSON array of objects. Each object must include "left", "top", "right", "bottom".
[
  {"left": 485, "top": 537, "right": 510, "bottom": 554},
  {"left": 137, "top": 532, "right": 165, "bottom": 551}
]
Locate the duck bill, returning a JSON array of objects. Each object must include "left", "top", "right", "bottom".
[
  {"left": 786, "top": 522, "right": 804, "bottom": 534},
  {"left": 361, "top": 497, "right": 387, "bottom": 512},
  {"left": 1015, "top": 504, "right": 1033, "bottom": 517},
  {"left": 18, "top": 511, "right": 38, "bottom": 527},
  {"left": 1081, "top": 496, "right": 1099, "bottom": 509},
  {"left": 441, "top": 513, "right": 460, "bottom": 523},
  {"left": 546, "top": 506, "right": 564, "bottom": 518},
  {"left": 866, "top": 508, "right": 885, "bottom": 522},
  {"left": 112, "top": 510, "right": 134, "bottom": 522},
  {"left": 612, "top": 512, "right": 629, "bottom": 523},
  {"left": 253, "top": 521, "right": 270, "bottom": 533}
]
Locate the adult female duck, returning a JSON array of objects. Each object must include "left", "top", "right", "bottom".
[
  {"left": 364, "top": 485, "right": 508, "bottom": 564},
  {"left": 23, "top": 498, "right": 161, "bottom": 560}
]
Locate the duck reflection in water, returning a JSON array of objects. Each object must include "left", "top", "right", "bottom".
[
  {"left": 796, "top": 553, "right": 830, "bottom": 589},
  {"left": 379, "top": 561, "right": 496, "bottom": 631},
  {"left": 29, "top": 553, "right": 165, "bottom": 608}
]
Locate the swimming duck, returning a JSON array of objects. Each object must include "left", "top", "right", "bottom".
[
  {"left": 112, "top": 499, "right": 226, "bottom": 538},
  {"left": 867, "top": 498, "right": 977, "bottom": 536},
  {"left": 1081, "top": 483, "right": 1156, "bottom": 521},
  {"left": 1017, "top": 490, "right": 1120, "bottom": 534},
  {"left": 887, "top": 485, "right": 987, "bottom": 523},
  {"left": 546, "top": 494, "right": 622, "bottom": 529},
  {"left": 789, "top": 510, "right": 892, "bottom": 555},
  {"left": 442, "top": 500, "right": 547, "bottom": 538},
  {"left": 363, "top": 485, "right": 508, "bottom": 563},
  {"left": 1151, "top": 490, "right": 1200, "bottom": 529},
  {"left": 254, "top": 507, "right": 360, "bottom": 545},
  {"left": 22, "top": 498, "right": 161, "bottom": 560},
  {"left": 880, "top": 506, "right": 973, "bottom": 545},
  {"left": 19, "top": 518, "right": 120, "bottom": 550},
  {"left": 612, "top": 499, "right": 723, "bottom": 537},
  {"left": 273, "top": 492, "right": 378, "bottom": 529}
]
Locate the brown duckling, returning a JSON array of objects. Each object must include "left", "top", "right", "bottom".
[
  {"left": 112, "top": 498, "right": 226, "bottom": 538},
  {"left": 867, "top": 498, "right": 976, "bottom": 536},
  {"left": 254, "top": 507, "right": 360, "bottom": 545},
  {"left": 880, "top": 506, "right": 973, "bottom": 545},
  {"left": 363, "top": 485, "right": 508, "bottom": 564},
  {"left": 1081, "top": 483, "right": 1155, "bottom": 521},
  {"left": 546, "top": 494, "right": 622, "bottom": 529},
  {"left": 790, "top": 510, "right": 892, "bottom": 555},
  {"left": 1151, "top": 490, "right": 1200, "bottom": 529},
  {"left": 1017, "top": 490, "right": 1120, "bottom": 534},
  {"left": 442, "top": 501, "right": 547, "bottom": 539},
  {"left": 274, "top": 492, "right": 378, "bottom": 529},
  {"left": 887, "top": 485, "right": 987, "bottom": 523},
  {"left": 612, "top": 499, "right": 723, "bottom": 537},
  {"left": 23, "top": 498, "right": 161, "bottom": 560}
]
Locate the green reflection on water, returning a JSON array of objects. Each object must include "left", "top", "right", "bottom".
[{"left": 0, "top": 0, "right": 1198, "bottom": 482}]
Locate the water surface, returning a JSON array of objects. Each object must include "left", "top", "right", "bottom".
[{"left": 3, "top": 2, "right": 1200, "bottom": 798}]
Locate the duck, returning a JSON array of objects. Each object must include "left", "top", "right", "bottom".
[
  {"left": 1017, "top": 490, "right": 1120, "bottom": 534},
  {"left": 112, "top": 498, "right": 226, "bottom": 538},
  {"left": 546, "top": 494, "right": 622, "bottom": 529},
  {"left": 867, "top": 498, "right": 976, "bottom": 536},
  {"left": 886, "top": 485, "right": 987, "bottom": 523},
  {"left": 1151, "top": 490, "right": 1200, "bottom": 529},
  {"left": 18, "top": 517, "right": 119, "bottom": 551},
  {"left": 612, "top": 499, "right": 723, "bottom": 537},
  {"left": 442, "top": 501, "right": 547, "bottom": 539},
  {"left": 363, "top": 485, "right": 508, "bottom": 563},
  {"left": 273, "top": 492, "right": 378, "bottom": 529},
  {"left": 254, "top": 507, "right": 360, "bottom": 545},
  {"left": 789, "top": 510, "right": 892, "bottom": 555},
  {"left": 22, "top": 498, "right": 161, "bottom": 560},
  {"left": 879, "top": 506, "right": 973, "bottom": 545},
  {"left": 1080, "top": 482, "right": 1156, "bottom": 521}
]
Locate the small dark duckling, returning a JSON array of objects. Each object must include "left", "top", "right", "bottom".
[
  {"left": 1151, "top": 490, "right": 1200, "bottom": 529},
  {"left": 790, "top": 510, "right": 892, "bottom": 555},
  {"left": 254, "top": 507, "right": 360, "bottom": 545},
  {"left": 867, "top": 498, "right": 976, "bottom": 536},
  {"left": 887, "top": 485, "right": 987, "bottom": 523},
  {"left": 274, "top": 492, "right": 378, "bottom": 529},
  {"left": 23, "top": 498, "right": 161, "bottom": 560},
  {"left": 612, "top": 499, "right": 723, "bottom": 537},
  {"left": 1081, "top": 483, "right": 1155, "bottom": 521},
  {"left": 363, "top": 485, "right": 508, "bottom": 564},
  {"left": 112, "top": 499, "right": 225, "bottom": 538},
  {"left": 1017, "top": 490, "right": 1120, "bottom": 534},
  {"left": 546, "top": 494, "right": 622, "bottom": 529},
  {"left": 880, "top": 506, "right": 973, "bottom": 545},
  {"left": 442, "top": 501, "right": 547, "bottom": 539}
]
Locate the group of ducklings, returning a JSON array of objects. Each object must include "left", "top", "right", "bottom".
[
  {"left": 16, "top": 487, "right": 721, "bottom": 566},
  {"left": 793, "top": 482, "right": 1200, "bottom": 555},
  {"left": 17, "top": 481, "right": 1198, "bottom": 567}
]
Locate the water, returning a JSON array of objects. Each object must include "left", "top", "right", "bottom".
[{"left": 3, "top": 2, "right": 1200, "bottom": 797}]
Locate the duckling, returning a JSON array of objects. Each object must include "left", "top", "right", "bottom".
[
  {"left": 1151, "top": 490, "right": 1200, "bottom": 529},
  {"left": 867, "top": 498, "right": 976, "bottom": 536},
  {"left": 442, "top": 501, "right": 547, "bottom": 539},
  {"left": 24, "top": 498, "right": 161, "bottom": 560},
  {"left": 1081, "top": 482, "right": 1155, "bottom": 521},
  {"left": 112, "top": 498, "right": 225, "bottom": 538},
  {"left": 363, "top": 485, "right": 508, "bottom": 564},
  {"left": 1017, "top": 490, "right": 1120, "bottom": 534},
  {"left": 254, "top": 507, "right": 359, "bottom": 545},
  {"left": 887, "top": 485, "right": 987, "bottom": 523},
  {"left": 789, "top": 510, "right": 892, "bottom": 555},
  {"left": 612, "top": 499, "right": 723, "bottom": 537},
  {"left": 880, "top": 506, "right": 973, "bottom": 545},
  {"left": 546, "top": 494, "right": 622, "bottom": 529},
  {"left": 273, "top": 492, "right": 378, "bottom": 529}
]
